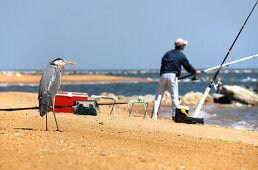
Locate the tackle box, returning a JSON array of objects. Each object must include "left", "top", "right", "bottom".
[{"left": 174, "top": 106, "right": 204, "bottom": 124}]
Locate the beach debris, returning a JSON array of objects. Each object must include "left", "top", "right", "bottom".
[
  {"left": 99, "top": 122, "right": 104, "bottom": 125},
  {"left": 180, "top": 165, "right": 185, "bottom": 169},
  {"left": 14, "top": 132, "right": 20, "bottom": 136}
]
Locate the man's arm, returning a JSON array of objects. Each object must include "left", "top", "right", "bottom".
[
  {"left": 181, "top": 56, "right": 196, "bottom": 75},
  {"left": 182, "top": 56, "right": 202, "bottom": 75}
]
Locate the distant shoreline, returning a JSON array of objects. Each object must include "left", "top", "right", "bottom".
[
  {"left": 0, "top": 74, "right": 155, "bottom": 84},
  {"left": 0, "top": 68, "right": 257, "bottom": 75}
]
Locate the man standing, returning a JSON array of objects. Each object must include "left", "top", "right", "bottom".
[{"left": 152, "top": 38, "right": 201, "bottom": 120}]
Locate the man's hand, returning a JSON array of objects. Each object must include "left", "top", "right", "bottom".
[{"left": 196, "top": 70, "right": 202, "bottom": 75}]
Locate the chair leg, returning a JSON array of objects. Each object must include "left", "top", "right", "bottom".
[
  {"left": 112, "top": 99, "right": 116, "bottom": 116},
  {"left": 131, "top": 103, "right": 134, "bottom": 116},
  {"left": 128, "top": 103, "right": 131, "bottom": 117},
  {"left": 128, "top": 103, "right": 130, "bottom": 117},
  {"left": 144, "top": 103, "right": 148, "bottom": 118},
  {"left": 128, "top": 103, "right": 134, "bottom": 117}
]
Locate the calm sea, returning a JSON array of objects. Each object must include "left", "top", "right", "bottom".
[{"left": 0, "top": 69, "right": 257, "bottom": 131}]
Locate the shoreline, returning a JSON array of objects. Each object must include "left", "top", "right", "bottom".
[{"left": 1, "top": 90, "right": 256, "bottom": 131}]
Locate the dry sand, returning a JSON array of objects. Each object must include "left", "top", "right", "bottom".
[{"left": 0, "top": 91, "right": 257, "bottom": 170}]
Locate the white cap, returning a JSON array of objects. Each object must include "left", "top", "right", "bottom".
[{"left": 175, "top": 38, "right": 188, "bottom": 46}]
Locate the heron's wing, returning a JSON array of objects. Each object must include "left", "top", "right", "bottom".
[{"left": 38, "top": 65, "right": 61, "bottom": 107}]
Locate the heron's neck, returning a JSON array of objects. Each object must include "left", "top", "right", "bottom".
[{"left": 58, "top": 65, "right": 65, "bottom": 75}]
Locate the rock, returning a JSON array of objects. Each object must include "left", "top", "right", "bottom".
[
  {"left": 180, "top": 91, "right": 214, "bottom": 106},
  {"left": 245, "top": 86, "right": 255, "bottom": 93},
  {"left": 220, "top": 85, "right": 258, "bottom": 106},
  {"left": 256, "top": 82, "right": 258, "bottom": 93},
  {"left": 117, "top": 95, "right": 127, "bottom": 100},
  {"left": 212, "top": 93, "right": 231, "bottom": 104},
  {"left": 128, "top": 94, "right": 155, "bottom": 102},
  {"left": 212, "top": 93, "right": 223, "bottom": 100},
  {"left": 98, "top": 92, "right": 118, "bottom": 100},
  {"left": 161, "top": 91, "right": 172, "bottom": 105},
  {"left": 141, "top": 94, "right": 155, "bottom": 102}
]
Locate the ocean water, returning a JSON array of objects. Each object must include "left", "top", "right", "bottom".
[
  {"left": 0, "top": 69, "right": 257, "bottom": 131},
  {"left": 1, "top": 69, "right": 257, "bottom": 96},
  {"left": 159, "top": 104, "right": 258, "bottom": 131}
]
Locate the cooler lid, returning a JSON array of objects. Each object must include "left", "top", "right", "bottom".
[{"left": 56, "top": 91, "right": 88, "bottom": 97}]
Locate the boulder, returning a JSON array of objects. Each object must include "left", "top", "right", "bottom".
[
  {"left": 141, "top": 94, "right": 155, "bottom": 102},
  {"left": 130, "top": 94, "right": 155, "bottom": 102},
  {"left": 161, "top": 91, "right": 172, "bottom": 105},
  {"left": 220, "top": 85, "right": 258, "bottom": 106},
  {"left": 123, "top": 91, "right": 171, "bottom": 104},
  {"left": 117, "top": 95, "right": 128, "bottom": 100},
  {"left": 180, "top": 91, "right": 214, "bottom": 106},
  {"left": 98, "top": 92, "right": 118, "bottom": 100},
  {"left": 212, "top": 93, "right": 231, "bottom": 104}
]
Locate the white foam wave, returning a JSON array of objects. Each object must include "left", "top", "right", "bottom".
[
  {"left": 179, "top": 78, "right": 192, "bottom": 83},
  {"left": 241, "top": 77, "right": 257, "bottom": 82},
  {"left": 232, "top": 121, "right": 256, "bottom": 131},
  {"left": 189, "top": 109, "right": 216, "bottom": 119},
  {"left": 0, "top": 83, "right": 38, "bottom": 87}
]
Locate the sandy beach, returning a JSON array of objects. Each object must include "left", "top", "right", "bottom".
[{"left": 0, "top": 91, "right": 257, "bottom": 170}]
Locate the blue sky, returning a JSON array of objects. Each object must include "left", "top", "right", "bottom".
[{"left": 0, "top": 0, "right": 257, "bottom": 70}]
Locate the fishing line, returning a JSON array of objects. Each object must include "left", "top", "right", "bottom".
[
  {"left": 193, "top": 1, "right": 257, "bottom": 117},
  {"left": 213, "top": 1, "right": 257, "bottom": 80},
  {"left": 179, "top": 1, "right": 257, "bottom": 81}
]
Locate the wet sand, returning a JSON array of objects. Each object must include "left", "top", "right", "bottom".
[{"left": 0, "top": 92, "right": 257, "bottom": 169}]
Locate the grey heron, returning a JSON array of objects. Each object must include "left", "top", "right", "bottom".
[{"left": 38, "top": 58, "right": 76, "bottom": 131}]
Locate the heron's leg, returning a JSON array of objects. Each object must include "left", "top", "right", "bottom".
[
  {"left": 53, "top": 100, "right": 60, "bottom": 131},
  {"left": 46, "top": 112, "right": 48, "bottom": 131}
]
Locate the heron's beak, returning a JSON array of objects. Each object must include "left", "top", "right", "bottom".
[{"left": 65, "top": 61, "right": 77, "bottom": 65}]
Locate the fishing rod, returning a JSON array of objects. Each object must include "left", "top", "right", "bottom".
[
  {"left": 0, "top": 102, "right": 128, "bottom": 111},
  {"left": 193, "top": 1, "right": 257, "bottom": 118},
  {"left": 0, "top": 105, "right": 73, "bottom": 111},
  {"left": 98, "top": 102, "right": 128, "bottom": 105},
  {"left": 179, "top": 54, "right": 258, "bottom": 80}
]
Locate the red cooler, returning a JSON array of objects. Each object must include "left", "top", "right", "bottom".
[{"left": 51, "top": 91, "right": 88, "bottom": 113}]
